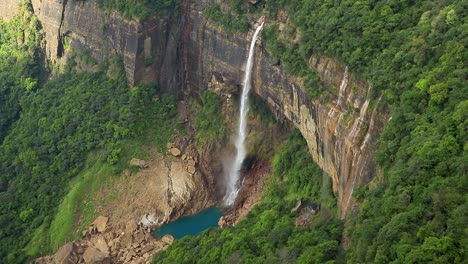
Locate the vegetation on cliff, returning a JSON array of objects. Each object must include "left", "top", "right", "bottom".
[
  {"left": 0, "top": 0, "right": 466, "bottom": 263},
  {"left": 95, "top": 0, "right": 180, "bottom": 19},
  {"left": 153, "top": 131, "right": 341, "bottom": 263},
  {"left": 0, "top": 6, "right": 182, "bottom": 261},
  {"left": 0, "top": 2, "right": 43, "bottom": 143},
  {"left": 179, "top": 0, "right": 467, "bottom": 262},
  {"left": 192, "top": 90, "right": 226, "bottom": 147}
]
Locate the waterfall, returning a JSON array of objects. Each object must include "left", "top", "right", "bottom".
[{"left": 224, "top": 22, "right": 264, "bottom": 206}]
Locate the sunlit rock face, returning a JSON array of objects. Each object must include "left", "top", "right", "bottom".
[
  {"left": 4, "top": 0, "right": 181, "bottom": 89},
  {"left": 1, "top": 0, "right": 390, "bottom": 218},
  {"left": 0, "top": 0, "right": 21, "bottom": 21},
  {"left": 183, "top": 0, "right": 389, "bottom": 218}
]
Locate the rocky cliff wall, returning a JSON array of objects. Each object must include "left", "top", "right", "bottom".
[
  {"left": 1, "top": 0, "right": 389, "bottom": 218},
  {"left": 184, "top": 1, "right": 389, "bottom": 218},
  {"left": 0, "top": 0, "right": 21, "bottom": 21},
  {"left": 4, "top": 0, "right": 181, "bottom": 89}
]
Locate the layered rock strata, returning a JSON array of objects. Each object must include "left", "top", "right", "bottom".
[
  {"left": 1, "top": 0, "right": 389, "bottom": 217},
  {"left": 184, "top": 1, "right": 389, "bottom": 217}
]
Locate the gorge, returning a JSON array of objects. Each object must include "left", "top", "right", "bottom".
[{"left": 0, "top": 0, "right": 466, "bottom": 263}]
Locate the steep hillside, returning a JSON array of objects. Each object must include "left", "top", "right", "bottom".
[{"left": 0, "top": 0, "right": 466, "bottom": 263}]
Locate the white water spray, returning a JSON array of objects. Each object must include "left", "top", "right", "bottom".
[{"left": 224, "top": 22, "right": 264, "bottom": 206}]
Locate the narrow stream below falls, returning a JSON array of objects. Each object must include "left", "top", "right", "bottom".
[{"left": 152, "top": 208, "right": 223, "bottom": 239}]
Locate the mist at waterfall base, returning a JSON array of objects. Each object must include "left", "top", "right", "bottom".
[{"left": 223, "top": 22, "right": 264, "bottom": 206}]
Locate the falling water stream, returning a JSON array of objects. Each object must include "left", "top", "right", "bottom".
[{"left": 224, "top": 22, "right": 264, "bottom": 206}]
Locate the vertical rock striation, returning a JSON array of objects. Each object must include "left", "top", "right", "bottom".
[
  {"left": 6, "top": 0, "right": 182, "bottom": 89},
  {"left": 0, "top": 0, "right": 390, "bottom": 218},
  {"left": 183, "top": 1, "right": 389, "bottom": 217}
]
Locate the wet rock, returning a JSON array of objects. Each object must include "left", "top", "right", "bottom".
[{"left": 54, "top": 242, "right": 80, "bottom": 264}]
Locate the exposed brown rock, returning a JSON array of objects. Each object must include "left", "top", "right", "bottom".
[
  {"left": 54, "top": 242, "right": 80, "bottom": 264},
  {"left": 161, "top": 234, "right": 175, "bottom": 245},
  {"left": 169, "top": 147, "right": 181, "bottom": 157},
  {"left": 187, "top": 159, "right": 196, "bottom": 167},
  {"left": 93, "top": 216, "right": 109, "bottom": 233},
  {"left": 129, "top": 158, "right": 149, "bottom": 169},
  {"left": 133, "top": 231, "right": 145, "bottom": 244},
  {"left": 187, "top": 165, "right": 196, "bottom": 174},
  {"left": 218, "top": 215, "right": 235, "bottom": 228},
  {"left": 91, "top": 236, "right": 109, "bottom": 255},
  {"left": 83, "top": 247, "right": 110, "bottom": 264}
]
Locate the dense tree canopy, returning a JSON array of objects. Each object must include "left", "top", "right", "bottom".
[
  {"left": 159, "top": 0, "right": 467, "bottom": 263},
  {"left": 153, "top": 132, "right": 342, "bottom": 264}
]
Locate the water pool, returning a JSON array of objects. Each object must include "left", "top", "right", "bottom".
[{"left": 152, "top": 208, "right": 223, "bottom": 239}]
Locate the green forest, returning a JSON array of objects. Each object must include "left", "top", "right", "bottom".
[
  {"left": 159, "top": 0, "right": 467, "bottom": 263},
  {"left": 0, "top": 0, "right": 466, "bottom": 263},
  {"left": 0, "top": 3, "right": 181, "bottom": 262},
  {"left": 154, "top": 132, "right": 341, "bottom": 263}
]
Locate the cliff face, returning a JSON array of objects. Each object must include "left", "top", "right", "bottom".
[
  {"left": 4, "top": 0, "right": 181, "bottom": 89},
  {"left": 184, "top": 1, "right": 389, "bottom": 218},
  {"left": 1, "top": 0, "right": 389, "bottom": 218},
  {"left": 0, "top": 0, "right": 21, "bottom": 21}
]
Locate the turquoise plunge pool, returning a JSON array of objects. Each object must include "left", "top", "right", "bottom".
[{"left": 152, "top": 208, "right": 223, "bottom": 239}]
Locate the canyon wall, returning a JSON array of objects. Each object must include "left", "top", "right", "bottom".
[
  {"left": 0, "top": 0, "right": 21, "bottom": 21},
  {"left": 1, "top": 0, "right": 389, "bottom": 218},
  {"left": 3, "top": 0, "right": 181, "bottom": 89},
  {"left": 184, "top": 1, "right": 389, "bottom": 218}
]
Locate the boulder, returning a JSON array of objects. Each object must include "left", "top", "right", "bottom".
[
  {"left": 187, "top": 165, "right": 196, "bottom": 174},
  {"left": 218, "top": 215, "right": 235, "bottom": 228},
  {"left": 169, "top": 148, "right": 181, "bottom": 157},
  {"left": 54, "top": 242, "right": 80, "bottom": 264},
  {"left": 166, "top": 142, "right": 174, "bottom": 149},
  {"left": 125, "top": 221, "right": 138, "bottom": 234},
  {"left": 187, "top": 159, "right": 196, "bottom": 167},
  {"left": 124, "top": 249, "right": 135, "bottom": 262},
  {"left": 92, "top": 236, "right": 109, "bottom": 255},
  {"left": 83, "top": 247, "right": 110, "bottom": 264},
  {"left": 129, "top": 158, "right": 149, "bottom": 169},
  {"left": 121, "top": 233, "right": 134, "bottom": 248},
  {"left": 133, "top": 231, "right": 145, "bottom": 244},
  {"left": 92, "top": 216, "right": 109, "bottom": 233},
  {"left": 161, "top": 234, "right": 175, "bottom": 245},
  {"left": 141, "top": 244, "right": 155, "bottom": 254}
]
